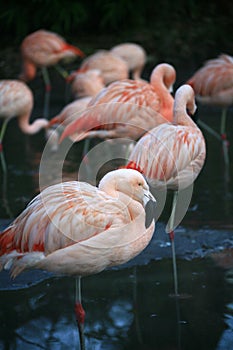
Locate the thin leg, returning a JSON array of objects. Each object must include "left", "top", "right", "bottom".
[
  {"left": 132, "top": 266, "right": 143, "bottom": 344},
  {"left": 197, "top": 119, "right": 221, "bottom": 141},
  {"left": 41, "top": 67, "right": 51, "bottom": 119},
  {"left": 220, "top": 107, "right": 230, "bottom": 167},
  {"left": 0, "top": 119, "right": 13, "bottom": 218},
  {"left": 54, "top": 64, "right": 71, "bottom": 104},
  {"left": 54, "top": 63, "right": 69, "bottom": 80},
  {"left": 75, "top": 277, "right": 86, "bottom": 350},
  {"left": 168, "top": 191, "right": 179, "bottom": 297},
  {"left": 0, "top": 119, "right": 9, "bottom": 175}
]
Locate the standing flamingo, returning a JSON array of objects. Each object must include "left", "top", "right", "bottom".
[
  {"left": 18, "top": 29, "right": 85, "bottom": 118},
  {"left": 0, "top": 80, "right": 49, "bottom": 171},
  {"left": 59, "top": 63, "right": 176, "bottom": 146},
  {"left": 187, "top": 53, "right": 233, "bottom": 167},
  {"left": 127, "top": 85, "right": 206, "bottom": 295},
  {"left": 78, "top": 50, "right": 129, "bottom": 85},
  {"left": 110, "top": 42, "right": 147, "bottom": 80},
  {"left": 0, "top": 168, "right": 157, "bottom": 350}
]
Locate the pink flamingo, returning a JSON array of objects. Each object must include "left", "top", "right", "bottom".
[
  {"left": 110, "top": 42, "right": 147, "bottom": 80},
  {"left": 127, "top": 85, "right": 206, "bottom": 295},
  {"left": 187, "top": 53, "right": 233, "bottom": 166},
  {"left": 0, "top": 80, "right": 49, "bottom": 170},
  {"left": 68, "top": 68, "right": 105, "bottom": 100},
  {"left": 78, "top": 50, "right": 129, "bottom": 85},
  {"left": 47, "top": 69, "right": 105, "bottom": 152},
  {"left": 0, "top": 168, "right": 156, "bottom": 349},
  {"left": 59, "top": 63, "right": 176, "bottom": 145},
  {"left": 18, "top": 29, "right": 85, "bottom": 118}
]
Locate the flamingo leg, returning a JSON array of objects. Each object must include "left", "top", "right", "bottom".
[
  {"left": 75, "top": 277, "right": 86, "bottom": 350},
  {"left": 0, "top": 118, "right": 9, "bottom": 174},
  {"left": 220, "top": 107, "right": 230, "bottom": 167},
  {"left": 0, "top": 119, "right": 13, "bottom": 218},
  {"left": 41, "top": 67, "right": 51, "bottom": 119},
  {"left": 167, "top": 190, "right": 179, "bottom": 297},
  {"left": 197, "top": 119, "right": 221, "bottom": 141},
  {"left": 54, "top": 64, "right": 71, "bottom": 104}
]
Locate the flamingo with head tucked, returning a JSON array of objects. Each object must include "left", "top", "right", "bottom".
[
  {"left": 77, "top": 50, "right": 129, "bottom": 85},
  {"left": 47, "top": 69, "right": 106, "bottom": 152},
  {"left": 187, "top": 53, "right": 233, "bottom": 167},
  {"left": 0, "top": 168, "right": 157, "bottom": 350}
]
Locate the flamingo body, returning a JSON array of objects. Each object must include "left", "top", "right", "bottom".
[
  {"left": 69, "top": 69, "right": 105, "bottom": 99},
  {"left": 0, "top": 169, "right": 156, "bottom": 278},
  {"left": 59, "top": 63, "right": 176, "bottom": 143},
  {"left": 187, "top": 54, "right": 233, "bottom": 107},
  {"left": 110, "top": 42, "right": 147, "bottom": 80},
  {"left": 128, "top": 85, "right": 206, "bottom": 190},
  {"left": 187, "top": 54, "right": 233, "bottom": 167},
  {"left": 78, "top": 50, "right": 128, "bottom": 85}
]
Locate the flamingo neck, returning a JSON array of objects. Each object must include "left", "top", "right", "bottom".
[
  {"left": 18, "top": 114, "right": 49, "bottom": 135},
  {"left": 19, "top": 60, "right": 37, "bottom": 82},
  {"left": 173, "top": 87, "right": 197, "bottom": 127},
  {"left": 150, "top": 65, "right": 175, "bottom": 121},
  {"left": 98, "top": 179, "right": 143, "bottom": 220}
]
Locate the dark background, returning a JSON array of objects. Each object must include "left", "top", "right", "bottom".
[{"left": 0, "top": 1, "right": 232, "bottom": 77}]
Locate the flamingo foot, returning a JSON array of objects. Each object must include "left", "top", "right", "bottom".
[
  {"left": 75, "top": 301, "right": 86, "bottom": 350},
  {"left": 0, "top": 142, "right": 3, "bottom": 153}
]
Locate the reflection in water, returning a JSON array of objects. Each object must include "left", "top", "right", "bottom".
[{"left": 0, "top": 259, "right": 232, "bottom": 350}]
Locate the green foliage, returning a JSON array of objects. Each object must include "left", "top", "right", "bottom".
[{"left": 0, "top": 0, "right": 232, "bottom": 61}]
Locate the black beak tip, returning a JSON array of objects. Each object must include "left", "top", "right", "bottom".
[{"left": 145, "top": 199, "right": 157, "bottom": 228}]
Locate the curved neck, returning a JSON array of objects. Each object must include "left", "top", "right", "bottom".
[
  {"left": 98, "top": 180, "right": 143, "bottom": 221},
  {"left": 173, "top": 87, "right": 197, "bottom": 127},
  {"left": 18, "top": 114, "right": 49, "bottom": 134},
  {"left": 150, "top": 65, "right": 175, "bottom": 121}
]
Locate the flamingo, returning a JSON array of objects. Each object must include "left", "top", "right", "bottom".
[
  {"left": 0, "top": 80, "right": 49, "bottom": 173},
  {"left": 47, "top": 69, "right": 105, "bottom": 152},
  {"left": 67, "top": 68, "right": 105, "bottom": 100},
  {"left": 127, "top": 85, "right": 206, "bottom": 295},
  {"left": 18, "top": 29, "right": 85, "bottom": 118},
  {"left": 110, "top": 42, "right": 147, "bottom": 80},
  {"left": 59, "top": 63, "right": 176, "bottom": 146},
  {"left": 187, "top": 53, "right": 233, "bottom": 167},
  {"left": 0, "top": 168, "right": 157, "bottom": 349},
  {"left": 78, "top": 50, "right": 129, "bottom": 85}
]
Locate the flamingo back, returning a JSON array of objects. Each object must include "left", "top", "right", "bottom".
[{"left": 128, "top": 123, "right": 206, "bottom": 190}]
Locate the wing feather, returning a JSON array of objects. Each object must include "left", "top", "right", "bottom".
[{"left": 0, "top": 181, "right": 130, "bottom": 255}]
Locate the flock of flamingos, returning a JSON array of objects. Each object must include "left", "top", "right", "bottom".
[{"left": 0, "top": 29, "right": 232, "bottom": 348}]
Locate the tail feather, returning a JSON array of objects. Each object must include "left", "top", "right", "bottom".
[
  {"left": 0, "top": 251, "right": 45, "bottom": 278},
  {"left": 59, "top": 114, "right": 91, "bottom": 143}
]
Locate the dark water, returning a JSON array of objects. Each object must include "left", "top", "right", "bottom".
[{"left": 0, "top": 66, "right": 233, "bottom": 349}]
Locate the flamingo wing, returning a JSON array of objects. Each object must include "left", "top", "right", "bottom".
[
  {"left": 0, "top": 181, "right": 131, "bottom": 257},
  {"left": 59, "top": 80, "right": 168, "bottom": 142}
]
